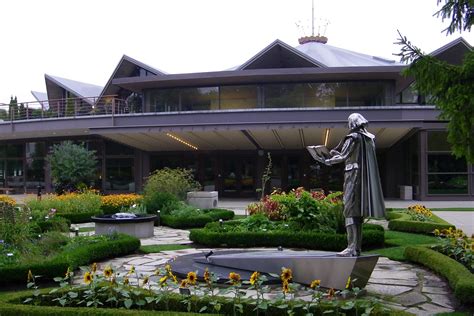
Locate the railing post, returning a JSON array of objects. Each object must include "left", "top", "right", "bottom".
[
  {"left": 26, "top": 103, "right": 29, "bottom": 120},
  {"left": 112, "top": 98, "right": 115, "bottom": 125},
  {"left": 74, "top": 99, "right": 78, "bottom": 118}
]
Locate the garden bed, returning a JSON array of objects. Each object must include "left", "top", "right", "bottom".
[
  {"left": 387, "top": 210, "right": 454, "bottom": 234},
  {"left": 0, "top": 233, "right": 140, "bottom": 286}
]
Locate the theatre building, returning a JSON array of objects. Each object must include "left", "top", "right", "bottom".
[{"left": 0, "top": 35, "right": 472, "bottom": 201}]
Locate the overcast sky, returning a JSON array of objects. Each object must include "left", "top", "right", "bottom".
[{"left": 1, "top": 0, "right": 473, "bottom": 104}]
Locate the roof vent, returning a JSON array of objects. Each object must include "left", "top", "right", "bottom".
[{"left": 298, "top": 35, "right": 328, "bottom": 44}]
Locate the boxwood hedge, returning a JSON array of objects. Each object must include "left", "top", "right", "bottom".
[
  {"left": 0, "top": 233, "right": 140, "bottom": 286},
  {"left": 404, "top": 246, "right": 474, "bottom": 304},
  {"left": 161, "top": 208, "right": 234, "bottom": 229},
  {"left": 387, "top": 211, "right": 454, "bottom": 234},
  {"left": 189, "top": 224, "right": 384, "bottom": 250},
  {"left": 57, "top": 210, "right": 101, "bottom": 224}
]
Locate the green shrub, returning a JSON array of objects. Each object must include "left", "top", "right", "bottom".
[
  {"left": 143, "top": 191, "right": 180, "bottom": 215},
  {"left": 404, "top": 246, "right": 474, "bottom": 304},
  {"left": 58, "top": 211, "right": 100, "bottom": 223},
  {"left": 0, "top": 233, "right": 140, "bottom": 285},
  {"left": 387, "top": 211, "right": 454, "bottom": 234},
  {"left": 189, "top": 225, "right": 384, "bottom": 250},
  {"left": 143, "top": 168, "right": 201, "bottom": 201},
  {"left": 46, "top": 141, "right": 98, "bottom": 193},
  {"left": 161, "top": 208, "right": 235, "bottom": 228}
]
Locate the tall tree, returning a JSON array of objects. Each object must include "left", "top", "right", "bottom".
[{"left": 396, "top": 0, "right": 474, "bottom": 163}]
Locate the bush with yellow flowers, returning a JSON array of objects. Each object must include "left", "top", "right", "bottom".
[
  {"left": 0, "top": 195, "right": 16, "bottom": 207},
  {"left": 433, "top": 227, "right": 473, "bottom": 273},
  {"left": 406, "top": 204, "right": 434, "bottom": 222},
  {"left": 100, "top": 194, "right": 143, "bottom": 215}
]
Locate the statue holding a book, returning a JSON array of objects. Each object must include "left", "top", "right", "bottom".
[{"left": 307, "top": 113, "right": 385, "bottom": 257}]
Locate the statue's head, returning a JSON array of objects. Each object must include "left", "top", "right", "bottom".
[{"left": 348, "top": 113, "right": 368, "bottom": 130}]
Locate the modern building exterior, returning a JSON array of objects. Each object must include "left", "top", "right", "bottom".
[{"left": 0, "top": 35, "right": 472, "bottom": 201}]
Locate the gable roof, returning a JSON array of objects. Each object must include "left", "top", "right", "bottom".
[
  {"left": 429, "top": 37, "right": 472, "bottom": 64},
  {"left": 45, "top": 74, "right": 103, "bottom": 105},
  {"left": 237, "top": 39, "right": 326, "bottom": 70},
  {"left": 98, "top": 55, "right": 166, "bottom": 100},
  {"left": 295, "top": 41, "right": 400, "bottom": 67},
  {"left": 31, "top": 90, "right": 49, "bottom": 110}
]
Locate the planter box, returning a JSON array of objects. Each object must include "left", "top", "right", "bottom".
[{"left": 187, "top": 191, "right": 218, "bottom": 209}]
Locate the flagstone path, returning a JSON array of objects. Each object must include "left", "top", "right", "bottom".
[{"left": 72, "top": 223, "right": 464, "bottom": 315}]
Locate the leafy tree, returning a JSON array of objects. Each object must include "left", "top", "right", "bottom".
[
  {"left": 396, "top": 0, "right": 474, "bottom": 162},
  {"left": 46, "top": 141, "right": 97, "bottom": 193},
  {"left": 9, "top": 96, "right": 18, "bottom": 120},
  {"left": 143, "top": 167, "right": 201, "bottom": 201}
]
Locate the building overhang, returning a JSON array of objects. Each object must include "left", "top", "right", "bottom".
[{"left": 112, "top": 66, "right": 408, "bottom": 93}]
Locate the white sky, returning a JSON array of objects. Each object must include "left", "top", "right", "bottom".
[{"left": 0, "top": 0, "right": 473, "bottom": 104}]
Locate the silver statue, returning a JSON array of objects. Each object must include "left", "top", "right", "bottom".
[{"left": 307, "top": 113, "right": 385, "bottom": 256}]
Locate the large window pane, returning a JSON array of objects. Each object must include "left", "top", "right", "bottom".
[
  {"left": 106, "top": 141, "right": 134, "bottom": 156},
  {"left": 105, "top": 158, "right": 134, "bottom": 191},
  {"left": 26, "top": 158, "right": 44, "bottom": 189},
  {"left": 264, "top": 84, "right": 305, "bottom": 108},
  {"left": 6, "top": 159, "right": 24, "bottom": 190},
  {"left": 428, "top": 154, "right": 467, "bottom": 173},
  {"left": 146, "top": 89, "right": 180, "bottom": 112},
  {"left": 181, "top": 87, "right": 219, "bottom": 111},
  {"left": 220, "top": 85, "right": 257, "bottom": 109},
  {"left": 6, "top": 144, "right": 24, "bottom": 157},
  {"left": 428, "top": 174, "right": 468, "bottom": 194},
  {"left": 427, "top": 131, "right": 451, "bottom": 151}
]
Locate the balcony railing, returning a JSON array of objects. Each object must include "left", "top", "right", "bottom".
[{"left": 0, "top": 96, "right": 135, "bottom": 122}]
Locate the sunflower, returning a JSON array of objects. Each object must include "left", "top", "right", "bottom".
[
  {"left": 282, "top": 280, "right": 290, "bottom": 294},
  {"left": 280, "top": 267, "right": 292, "bottom": 282},
  {"left": 128, "top": 265, "right": 135, "bottom": 275},
  {"left": 229, "top": 272, "right": 241, "bottom": 285},
  {"left": 159, "top": 276, "right": 168, "bottom": 286},
  {"left": 186, "top": 271, "right": 197, "bottom": 285},
  {"left": 310, "top": 279, "right": 321, "bottom": 289},
  {"left": 83, "top": 271, "right": 93, "bottom": 284},
  {"left": 103, "top": 266, "right": 113, "bottom": 278},
  {"left": 170, "top": 272, "right": 178, "bottom": 284},
  {"left": 180, "top": 279, "right": 188, "bottom": 288},
  {"left": 124, "top": 276, "right": 129, "bottom": 285},
  {"left": 327, "top": 288, "right": 335, "bottom": 298},
  {"left": 250, "top": 271, "right": 260, "bottom": 285},
  {"left": 27, "top": 270, "right": 34, "bottom": 283},
  {"left": 91, "top": 262, "right": 97, "bottom": 274},
  {"left": 65, "top": 267, "right": 72, "bottom": 279},
  {"left": 165, "top": 264, "right": 172, "bottom": 273},
  {"left": 203, "top": 268, "right": 210, "bottom": 283},
  {"left": 142, "top": 275, "right": 150, "bottom": 286}
]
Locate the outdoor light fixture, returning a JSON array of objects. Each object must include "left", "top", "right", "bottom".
[
  {"left": 166, "top": 133, "right": 198, "bottom": 150},
  {"left": 323, "top": 128, "right": 331, "bottom": 147}
]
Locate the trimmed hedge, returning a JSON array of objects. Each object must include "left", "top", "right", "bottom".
[
  {"left": 57, "top": 210, "right": 101, "bottom": 224},
  {"left": 161, "top": 208, "right": 235, "bottom": 229},
  {"left": 404, "top": 246, "right": 474, "bottom": 304},
  {"left": 0, "top": 234, "right": 140, "bottom": 285},
  {"left": 0, "top": 288, "right": 406, "bottom": 316},
  {"left": 189, "top": 225, "right": 384, "bottom": 250},
  {"left": 387, "top": 211, "right": 455, "bottom": 234}
]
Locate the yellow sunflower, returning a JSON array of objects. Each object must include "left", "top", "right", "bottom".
[
  {"left": 186, "top": 271, "right": 197, "bottom": 285},
  {"left": 27, "top": 270, "right": 34, "bottom": 283},
  {"left": 159, "top": 275, "right": 168, "bottom": 286},
  {"left": 65, "top": 267, "right": 72, "bottom": 279},
  {"left": 204, "top": 268, "right": 210, "bottom": 283},
  {"left": 171, "top": 272, "right": 178, "bottom": 284},
  {"left": 282, "top": 280, "right": 290, "bottom": 294},
  {"left": 142, "top": 275, "right": 149, "bottom": 286},
  {"left": 280, "top": 268, "right": 292, "bottom": 282},
  {"left": 310, "top": 279, "right": 321, "bottom": 289},
  {"left": 250, "top": 271, "right": 260, "bottom": 285},
  {"left": 229, "top": 272, "right": 241, "bottom": 285},
  {"left": 327, "top": 288, "right": 335, "bottom": 298},
  {"left": 165, "top": 264, "right": 172, "bottom": 273},
  {"left": 103, "top": 266, "right": 114, "bottom": 278},
  {"left": 180, "top": 279, "right": 188, "bottom": 288},
  {"left": 83, "top": 271, "right": 93, "bottom": 284},
  {"left": 123, "top": 276, "right": 129, "bottom": 285},
  {"left": 91, "top": 262, "right": 97, "bottom": 274},
  {"left": 128, "top": 265, "right": 135, "bottom": 275}
]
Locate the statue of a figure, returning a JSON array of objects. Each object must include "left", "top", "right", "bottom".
[{"left": 307, "top": 113, "right": 385, "bottom": 257}]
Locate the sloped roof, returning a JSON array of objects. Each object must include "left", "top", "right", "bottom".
[
  {"left": 99, "top": 55, "right": 166, "bottom": 100},
  {"left": 295, "top": 41, "right": 399, "bottom": 67},
  {"left": 30, "top": 90, "right": 49, "bottom": 110},
  {"left": 237, "top": 39, "right": 326, "bottom": 70},
  {"left": 429, "top": 37, "right": 472, "bottom": 64},
  {"left": 45, "top": 74, "right": 103, "bottom": 105}
]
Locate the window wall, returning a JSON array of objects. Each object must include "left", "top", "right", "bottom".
[
  {"left": 144, "top": 81, "right": 395, "bottom": 112},
  {"left": 0, "top": 144, "right": 25, "bottom": 191},
  {"left": 426, "top": 131, "right": 469, "bottom": 195}
]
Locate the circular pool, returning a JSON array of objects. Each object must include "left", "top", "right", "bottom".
[{"left": 91, "top": 214, "right": 157, "bottom": 238}]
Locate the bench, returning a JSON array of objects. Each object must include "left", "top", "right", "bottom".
[{"left": 0, "top": 188, "right": 16, "bottom": 194}]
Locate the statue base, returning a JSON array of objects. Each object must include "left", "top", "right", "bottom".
[{"left": 170, "top": 249, "right": 378, "bottom": 290}]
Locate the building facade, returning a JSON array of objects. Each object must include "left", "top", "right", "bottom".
[{"left": 0, "top": 36, "right": 472, "bottom": 200}]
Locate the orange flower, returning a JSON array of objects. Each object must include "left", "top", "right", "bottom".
[
  {"left": 83, "top": 272, "right": 93, "bottom": 284},
  {"left": 229, "top": 272, "right": 241, "bottom": 285},
  {"left": 280, "top": 267, "right": 292, "bottom": 282},
  {"left": 310, "top": 279, "right": 321, "bottom": 289},
  {"left": 186, "top": 271, "right": 197, "bottom": 285},
  {"left": 250, "top": 271, "right": 260, "bottom": 285}
]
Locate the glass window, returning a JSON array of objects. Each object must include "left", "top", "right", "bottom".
[
  {"left": 181, "top": 87, "right": 219, "bottom": 111},
  {"left": 270, "top": 155, "right": 282, "bottom": 189},
  {"left": 146, "top": 89, "right": 180, "bottom": 112},
  {"left": 287, "top": 156, "right": 300, "bottom": 190},
  {"left": 105, "top": 158, "right": 134, "bottom": 191},
  {"left": 400, "top": 85, "right": 419, "bottom": 104},
  {"left": 220, "top": 85, "right": 257, "bottom": 109},
  {"left": 427, "top": 131, "right": 451, "bottom": 151},
  {"left": 26, "top": 142, "right": 46, "bottom": 159},
  {"left": 301, "top": 83, "right": 336, "bottom": 107},
  {"left": 26, "top": 158, "right": 44, "bottom": 189},
  {"left": 428, "top": 154, "right": 467, "bottom": 173},
  {"left": 6, "top": 159, "right": 24, "bottom": 189},
  {"left": 264, "top": 84, "right": 305, "bottom": 108},
  {"left": 106, "top": 141, "right": 134, "bottom": 156},
  {"left": 5, "top": 144, "right": 24, "bottom": 157},
  {"left": 428, "top": 174, "right": 468, "bottom": 194}
]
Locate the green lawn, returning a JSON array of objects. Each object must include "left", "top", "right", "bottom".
[
  {"left": 431, "top": 208, "right": 474, "bottom": 212},
  {"left": 78, "top": 227, "right": 95, "bottom": 233},
  {"left": 364, "top": 230, "right": 440, "bottom": 261},
  {"left": 139, "top": 244, "right": 192, "bottom": 253}
]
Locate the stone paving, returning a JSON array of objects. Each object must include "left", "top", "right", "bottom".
[{"left": 73, "top": 221, "right": 464, "bottom": 315}]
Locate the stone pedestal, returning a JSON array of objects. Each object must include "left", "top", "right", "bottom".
[
  {"left": 399, "top": 186, "right": 413, "bottom": 200},
  {"left": 187, "top": 191, "right": 218, "bottom": 209}
]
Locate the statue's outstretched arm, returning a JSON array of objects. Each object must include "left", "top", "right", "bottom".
[{"left": 325, "top": 138, "right": 354, "bottom": 165}]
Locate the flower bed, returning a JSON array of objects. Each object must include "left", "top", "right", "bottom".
[
  {"left": 387, "top": 206, "right": 454, "bottom": 234},
  {"left": 101, "top": 194, "right": 143, "bottom": 215}
]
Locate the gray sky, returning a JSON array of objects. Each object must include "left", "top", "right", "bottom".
[{"left": 1, "top": 0, "right": 473, "bottom": 104}]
